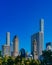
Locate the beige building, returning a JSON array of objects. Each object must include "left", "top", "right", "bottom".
[
  {"left": 12, "top": 35, "right": 19, "bottom": 57},
  {"left": 33, "top": 39, "right": 38, "bottom": 59}
]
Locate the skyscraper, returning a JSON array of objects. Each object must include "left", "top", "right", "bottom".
[
  {"left": 32, "top": 39, "right": 38, "bottom": 59},
  {"left": 12, "top": 35, "right": 19, "bottom": 57},
  {"left": 2, "top": 45, "right": 10, "bottom": 56},
  {"left": 40, "top": 19, "right": 44, "bottom": 32},
  {"left": 31, "top": 19, "right": 44, "bottom": 59},
  {"left": 6, "top": 32, "right": 10, "bottom": 46},
  {"left": 2, "top": 32, "right": 10, "bottom": 56}
]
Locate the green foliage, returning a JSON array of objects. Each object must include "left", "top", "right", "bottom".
[
  {"left": 0, "top": 51, "right": 52, "bottom": 65},
  {"left": 2, "top": 56, "right": 8, "bottom": 65},
  {"left": 25, "top": 59, "right": 30, "bottom": 65},
  {"left": 30, "top": 59, "right": 40, "bottom": 65},
  {"left": 0, "top": 56, "right": 42, "bottom": 65},
  {"left": 15, "top": 55, "right": 21, "bottom": 65},
  {"left": 42, "top": 50, "right": 52, "bottom": 65},
  {"left": 7, "top": 57, "right": 14, "bottom": 65}
]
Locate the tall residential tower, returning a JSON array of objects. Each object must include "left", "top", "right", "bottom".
[
  {"left": 2, "top": 32, "right": 10, "bottom": 56},
  {"left": 12, "top": 35, "right": 19, "bottom": 57},
  {"left": 31, "top": 19, "right": 44, "bottom": 59},
  {"left": 6, "top": 32, "right": 10, "bottom": 46},
  {"left": 40, "top": 19, "right": 44, "bottom": 32}
]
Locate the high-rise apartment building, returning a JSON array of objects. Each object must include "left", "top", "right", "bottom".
[
  {"left": 2, "top": 45, "right": 10, "bottom": 56},
  {"left": 12, "top": 35, "right": 19, "bottom": 57},
  {"left": 2, "top": 32, "right": 10, "bottom": 56},
  {"left": 32, "top": 39, "right": 38, "bottom": 59},
  {"left": 31, "top": 19, "right": 44, "bottom": 59},
  {"left": 6, "top": 32, "right": 10, "bottom": 46}
]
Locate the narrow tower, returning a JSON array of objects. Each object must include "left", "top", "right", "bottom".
[
  {"left": 40, "top": 19, "right": 44, "bottom": 32},
  {"left": 2, "top": 32, "right": 10, "bottom": 56},
  {"left": 40, "top": 18, "right": 44, "bottom": 51},
  {"left": 6, "top": 32, "right": 10, "bottom": 46},
  {"left": 33, "top": 39, "right": 38, "bottom": 59},
  {"left": 13, "top": 35, "right": 19, "bottom": 57}
]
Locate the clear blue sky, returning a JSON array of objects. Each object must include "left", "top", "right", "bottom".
[{"left": 0, "top": 0, "right": 52, "bottom": 53}]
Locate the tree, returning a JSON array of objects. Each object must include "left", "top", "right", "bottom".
[
  {"left": 0, "top": 57, "right": 3, "bottom": 65},
  {"left": 15, "top": 55, "right": 21, "bottom": 65},
  {"left": 25, "top": 58, "right": 30, "bottom": 65},
  {"left": 30, "top": 59, "right": 40, "bottom": 65},
  {"left": 7, "top": 57, "right": 14, "bottom": 65},
  {"left": 41, "top": 50, "right": 52, "bottom": 65},
  {"left": 2, "top": 56, "right": 8, "bottom": 65}
]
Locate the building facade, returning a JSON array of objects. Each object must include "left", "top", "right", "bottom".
[
  {"left": 32, "top": 39, "right": 38, "bottom": 59},
  {"left": 2, "top": 45, "right": 10, "bottom": 56}
]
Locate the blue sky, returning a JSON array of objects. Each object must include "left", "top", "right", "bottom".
[{"left": 0, "top": 0, "right": 52, "bottom": 53}]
